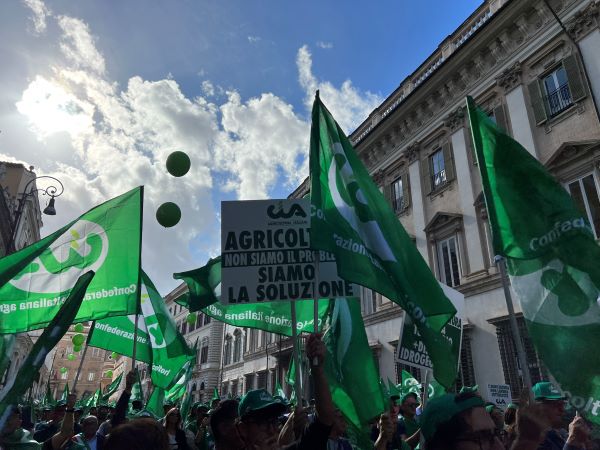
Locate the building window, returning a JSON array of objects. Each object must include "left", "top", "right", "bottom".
[
  {"left": 456, "top": 325, "right": 476, "bottom": 391},
  {"left": 566, "top": 173, "right": 600, "bottom": 238},
  {"left": 204, "top": 314, "right": 211, "bottom": 325},
  {"left": 528, "top": 55, "right": 587, "bottom": 124},
  {"left": 233, "top": 330, "right": 242, "bottom": 362},
  {"left": 224, "top": 335, "right": 232, "bottom": 366},
  {"left": 391, "top": 174, "right": 410, "bottom": 213},
  {"left": 181, "top": 320, "right": 187, "bottom": 335},
  {"left": 61, "top": 371, "right": 68, "bottom": 380},
  {"left": 200, "top": 337, "right": 209, "bottom": 364},
  {"left": 360, "top": 287, "right": 378, "bottom": 315},
  {"left": 423, "top": 144, "right": 454, "bottom": 194},
  {"left": 490, "top": 316, "right": 548, "bottom": 398},
  {"left": 196, "top": 314, "right": 203, "bottom": 328},
  {"left": 436, "top": 236, "right": 461, "bottom": 287}
]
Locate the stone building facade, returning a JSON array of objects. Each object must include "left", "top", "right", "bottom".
[{"left": 163, "top": 0, "right": 600, "bottom": 401}]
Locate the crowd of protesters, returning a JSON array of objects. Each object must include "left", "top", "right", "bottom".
[{"left": 1, "top": 334, "right": 597, "bottom": 450}]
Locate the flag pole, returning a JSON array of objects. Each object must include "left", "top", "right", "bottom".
[
  {"left": 290, "top": 301, "right": 303, "bottom": 406},
  {"left": 311, "top": 250, "right": 320, "bottom": 366},
  {"left": 495, "top": 256, "right": 533, "bottom": 398},
  {"left": 72, "top": 322, "right": 95, "bottom": 392}
]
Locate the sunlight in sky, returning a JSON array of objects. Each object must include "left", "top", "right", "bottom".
[{"left": 16, "top": 76, "right": 94, "bottom": 138}]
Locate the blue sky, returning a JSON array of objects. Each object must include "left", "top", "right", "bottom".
[{"left": 0, "top": 0, "right": 482, "bottom": 292}]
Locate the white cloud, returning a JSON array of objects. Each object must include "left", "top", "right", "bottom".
[
  {"left": 13, "top": 3, "right": 382, "bottom": 291},
  {"left": 214, "top": 91, "right": 308, "bottom": 200},
  {"left": 201, "top": 80, "right": 215, "bottom": 97},
  {"left": 297, "top": 45, "right": 382, "bottom": 134},
  {"left": 57, "top": 16, "right": 106, "bottom": 74},
  {"left": 22, "top": 0, "right": 51, "bottom": 34},
  {"left": 316, "top": 41, "right": 333, "bottom": 49},
  {"left": 247, "top": 35, "right": 261, "bottom": 44}
]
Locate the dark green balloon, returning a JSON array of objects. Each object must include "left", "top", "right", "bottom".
[
  {"left": 166, "top": 151, "right": 191, "bottom": 177},
  {"left": 156, "top": 202, "right": 181, "bottom": 228}
]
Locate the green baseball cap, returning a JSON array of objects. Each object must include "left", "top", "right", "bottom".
[
  {"left": 400, "top": 392, "right": 419, "bottom": 405},
  {"left": 532, "top": 381, "right": 565, "bottom": 401},
  {"left": 239, "top": 389, "right": 287, "bottom": 419},
  {"left": 420, "top": 393, "right": 485, "bottom": 441}
]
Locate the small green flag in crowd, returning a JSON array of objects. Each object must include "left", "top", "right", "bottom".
[
  {"left": 0, "top": 188, "right": 142, "bottom": 333},
  {"left": 309, "top": 94, "right": 457, "bottom": 388},
  {"left": 102, "top": 373, "right": 123, "bottom": 402},
  {"left": 323, "top": 297, "right": 386, "bottom": 448},
  {"left": 130, "top": 370, "right": 144, "bottom": 403},
  {"left": 42, "top": 380, "right": 55, "bottom": 408},
  {"left": 467, "top": 96, "right": 600, "bottom": 425},
  {"left": 0, "top": 271, "right": 94, "bottom": 430},
  {"left": 174, "top": 256, "right": 221, "bottom": 311},
  {"left": 145, "top": 386, "right": 165, "bottom": 418},
  {"left": 60, "top": 383, "right": 69, "bottom": 403},
  {"left": 89, "top": 271, "right": 193, "bottom": 389}
]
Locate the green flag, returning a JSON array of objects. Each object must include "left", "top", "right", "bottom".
[
  {"left": 0, "top": 271, "right": 94, "bottom": 429},
  {"left": 42, "top": 380, "right": 55, "bottom": 407},
  {"left": 400, "top": 370, "right": 421, "bottom": 395},
  {"left": 145, "top": 386, "right": 165, "bottom": 418},
  {"left": 323, "top": 297, "right": 386, "bottom": 447},
  {"left": 309, "top": 94, "right": 457, "bottom": 388},
  {"left": 466, "top": 96, "right": 600, "bottom": 425},
  {"left": 102, "top": 373, "right": 123, "bottom": 402},
  {"left": 89, "top": 271, "right": 193, "bottom": 389},
  {"left": 427, "top": 379, "right": 446, "bottom": 400},
  {"left": 130, "top": 370, "right": 144, "bottom": 403},
  {"left": 211, "top": 388, "right": 219, "bottom": 401},
  {"left": 0, "top": 188, "right": 142, "bottom": 333},
  {"left": 175, "top": 258, "right": 329, "bottom": 336},
  {"left": 60, "top": 383, "right": 69, "bottom": 403},
  {"left": 174, "top": 256, "right": 221, "bottom": 311},
  {"left": 87, "top": 388, "right": 101, "bottom": 408},
  {"left": 275, "top": 381, "right": 287, "bottom": 401},
  {"left": 0, "top": 335, "right": 15, "bottom": 382}
]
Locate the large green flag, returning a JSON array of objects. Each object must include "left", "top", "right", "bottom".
[
  {"left": 0, "top": 188, "right": 142, "bottom": 333},
  {"left": 89, "top": 271, "right": 193, "bottom": 389},
  {"left": 174, "top": 256, "right": 221, "bottom": 311},
  {"left": 323, "top": 297, "right": 386, "bottom": 449},
  {"left": 466, "top": 96, "right": 600, "bottom": 425},
  {"left": 145, "top": 386, "right": 165, "bottom": 418},
  {"left": 309, "top": 94, "right": 457, "bottom": 388},
  {"left": 102, "top": 373, "right": 123, "bottom": 402},
  {"left": 175, "top": 258, "right": 329, "bottom": 336},
  {"left": 0, "top": 271, "right": 94, "bottom": 429}
]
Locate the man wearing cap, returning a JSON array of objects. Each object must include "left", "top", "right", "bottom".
[
  {"left": 420, "top": 389, "right": 504, "bottom": 450},
  {"left": 71, "top": 415, "right": 105, "bottom": 450},
  {"left": 236, "top": 333, "right": 334, "bottom": 450},
  {"left": 210, "top": 399, "right": 242, "bottom": 450},
  {"left": 531, "top": 381, "right": 590, "bottom": 450},
  {"left": 32, "top": 401, "right": 66, "bottom": 443},
  {"left": 398, "top": 392, "right": 420, "bottom": 449}
]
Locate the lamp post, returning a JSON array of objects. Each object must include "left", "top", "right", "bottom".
[{"left": 9, "top": 175, "right": 64, "bottom": 254}]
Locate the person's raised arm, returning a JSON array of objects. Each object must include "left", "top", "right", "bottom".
[
  {"left": 306, "top": 333, "right": 334, "bottom": 427},
  {"left": 50, "top": 393, "right": 76, "bottom": 449},
  {"left": 112, "top": 370, "right": 135, "bottom": 428}
]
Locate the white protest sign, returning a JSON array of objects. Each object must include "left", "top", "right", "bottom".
[
  {"left": 221, "top": 199, "right": 356, "bottom": 304},
  {"left": 487, "top": 383, "right": 512, "bottom": 410}
]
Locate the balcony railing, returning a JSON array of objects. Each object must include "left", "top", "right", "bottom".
[{"left": 545, "top": 83, "right": 573, "bottom": 117}]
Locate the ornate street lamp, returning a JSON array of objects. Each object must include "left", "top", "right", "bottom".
[{"left": 9, "top": 175, "right": 64, "bottom": 253}]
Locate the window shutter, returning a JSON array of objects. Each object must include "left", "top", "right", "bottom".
[
  {"left": 442, "top": 143, "right": 455, "bottom": 181},
  {"left": 527, "top": 80, "right": 547, "bottom": 125},
  {"left": 402, "top": 173, "right": 410, "bottom": 210},
  {"left": 564, "top": 54, "right": 586, "bottom": 102},
  {"left": 421, "top": 157, "right": 432, "bottom": 195},
  {"left": 384, "top": 182, "right": 393, "bottom": 208},
  {"left": 493, "top": 104, "right": 508, "bottom": 133}
]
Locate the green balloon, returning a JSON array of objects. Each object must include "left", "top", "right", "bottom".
[
  {"left": 67, "top": 354, "right": 75, "bottom": 361},
  {"left": 156, "top": 202, "right": 181, "bottom": 228},
  {"left": 186, "top": 313, "right": 197, "bottom": 325},
  {"left": 73, "top": 345, "right": 82, "bottom": 352},
  {"left": 72, "top": 334, "right": 85, "bottom": 346},
  {"left": 166, "top": 151, "right": 191, "bottom": 177},
  {"left": 111, "top": 352, "right": 119, "bottom": 360},
  {"left": 60, "top": 367, "right": 67, "bottom": 374},
  {"left": 105, "top": 370, "right": 113, "bottom": 378},
  {"left": 74, "top": 323, "right": 84, "bottom": 333}
]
